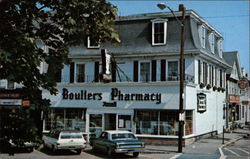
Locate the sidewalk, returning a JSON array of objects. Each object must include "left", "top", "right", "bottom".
[{"left": 142, "top": 127, "right": 250, "bottom": 158}]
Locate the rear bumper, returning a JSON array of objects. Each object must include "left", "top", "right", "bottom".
[
  {"left": 114, "top": 148, "right": 144, "bottom": 153},
  {"left": 57, "top": 144, "right": 85, "bottom": 150}
]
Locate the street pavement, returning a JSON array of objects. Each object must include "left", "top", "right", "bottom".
[{"left": 0, "top": 126, "right": 249, "bottom": 159}]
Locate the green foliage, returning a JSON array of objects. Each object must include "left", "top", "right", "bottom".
[{"left": 0, "top": 0, "right": 119, "bottom": 145}]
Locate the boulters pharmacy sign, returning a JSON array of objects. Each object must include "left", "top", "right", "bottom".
[{"left": 62, "top": 88, "right": 162, "bottom": 104}]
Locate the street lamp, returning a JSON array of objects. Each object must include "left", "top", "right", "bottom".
[{"left": 157, "top": 3, "right": 186, "bottom": 153}]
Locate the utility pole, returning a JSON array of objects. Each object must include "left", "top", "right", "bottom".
[{"left": 178, "top": 4, "right": 186, "bottom": 153}]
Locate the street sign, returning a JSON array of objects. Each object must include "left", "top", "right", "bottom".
[{"left": 238, "top": 78, "right": 249, "bottom": 90}]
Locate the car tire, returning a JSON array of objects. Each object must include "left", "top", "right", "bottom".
[
  {"left": 133, "top": 152, "right": 139, "bottom": 158},
  {"left": 76, "top": 149, "right": 81, "bottom": 154},
  {"left": 107, "top": 147, "right": 112, "bottom": 156}
]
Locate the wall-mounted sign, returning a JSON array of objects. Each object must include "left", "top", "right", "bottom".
[
  {"left": 0, "top": 93, "right": 20, "bottom": 99},
  {"left": 197, "top": 93, "right": 206, "bottom": 113},
  {"left": 0, "top": 99, "right": 22, "bottom": 106},
  {"left": 238, "top": 78, "right": 249, "bottom": 90},
  {"left": 62, "top": 88, "right": 162, "bottom": 104},
  {"left": 228, "top": 94, "right": 240, "bottom": 103},
  {"left": 103, "top": 102, "right": 117, "bottom": 107}
]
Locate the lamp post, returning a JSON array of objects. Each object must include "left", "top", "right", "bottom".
[{"left": 157, "top": 3, "right": 186, "bottom": 153}]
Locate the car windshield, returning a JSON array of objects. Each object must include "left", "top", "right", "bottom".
[
  {"left": 111, "top": 133, "right": 136, "bottom": 140},
  {"left": 60, "top": 133, "right": 82, "bottom": 139}
]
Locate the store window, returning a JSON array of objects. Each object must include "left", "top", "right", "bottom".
[
  {"left": 160, "top": 111, "right": 179, "bottom": 135},
  {"left": 140, "top": 62, "right": 150, "bottom": 82},
  {"left": 135, "top": 110, "right": 180, "bottom": 136},
  {"left": 53, "top": 109, "right": 65, "bottom": 129},
  {"left": 65, "top": 109, "right": 85, "bottom": 132},
  {"left": 136, "top": 111, "right": 158, "bottom": 135},
  {"left": 185, "top": 111, "right": 193, "bottom": 135},
  {"left": 168, "top": 61, "right": 178, "bottom": 81},
  {"left": 89, "top": 114, "right": 102, "bottom": 137},
  {"left": 118, "top": 115, "right": 132, "bottom": 131}
]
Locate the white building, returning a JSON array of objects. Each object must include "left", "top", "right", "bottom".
[{"left": 43, "top": 9, "right": 230, "bottom": 145}]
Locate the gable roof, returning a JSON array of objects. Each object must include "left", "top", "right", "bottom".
[{"left": 223, "top": 51, "right": 242, "bottom": 77}]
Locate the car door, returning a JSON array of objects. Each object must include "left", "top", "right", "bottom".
[{"left": 96, "top": 132, "right": 109, "bottom": 151}]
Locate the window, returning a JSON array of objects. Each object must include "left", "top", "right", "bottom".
[
  {"left": 140, "top": 62, "right": 150, "bottom": 82},
  {"left": 209, "top": 32, "right": 215, "bottom": 53},
  {"left": 76, "top": 63, "right": 85, "bottom": 83},
  {"left": 168, "top": 61, "right": 178, "bottom": 81},
  {"left": 151, "top": 19, "right": 167, "bottom": 45},
  {"left": 217, "top": 39, "right": 223, "bottom": 58},
  {"left": 199, "top": 25, "right": 206, "bottom": 48},
  {"left": 90, "top": 114, "right": 102, "bottom": 137},
  {"left": 7, "top": 80, "right": 15, "bottom": 89},
  {"left": 135, "top": 110, "right": 179, "bottom": 136},
  {"left": 87, "top": 36, "right": 100, "bottom": 49},
  {"left": 185, "top": 111, "right": 193, "bottom": 135}
]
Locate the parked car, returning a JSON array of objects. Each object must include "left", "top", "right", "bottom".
[
  {"left": 42, "top": 130, "right": 86, "bottom": 154},
  {"left": 0, "top": 138, "right": 34, "bottom": 153},
  {"left": 90, "top": 130, "right": 144, "bottom": 157}
]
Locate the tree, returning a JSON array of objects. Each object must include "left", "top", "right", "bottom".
[{"left": 0, "top": 0, "right": 119, "bottom": 145}]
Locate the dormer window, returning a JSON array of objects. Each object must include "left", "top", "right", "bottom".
[
  {"left": 217, "top": 39, "right": 223, "bottom": 58},
  {"left": 151, "top": 19, "right": 168, "bottom": 46},
  {"left": 209, "top": 32, "right": 215, "bottom": 53},
  {"left": 87, "top": 36, "right": 100, "bottom": 49},
  {"left": 199, "top": 25, "right": 206, "bottom": 48}
]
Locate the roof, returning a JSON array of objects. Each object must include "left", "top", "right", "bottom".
[{"left": 223, "top": 51, "right": 242, "bottom": 77}]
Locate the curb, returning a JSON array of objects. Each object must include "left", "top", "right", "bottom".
[
  {"left": 141, "top": 150, "right": 176, "bottom": 154},
  {"left": 218, "top": 136, "right": 243, "bottom": 159}
]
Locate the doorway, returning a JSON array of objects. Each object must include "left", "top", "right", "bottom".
[{"left": 104, "top": 114, "right": 116, "bottom": 130}]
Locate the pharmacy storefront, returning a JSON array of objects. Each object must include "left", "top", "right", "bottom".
[{"left": 43, "top": 84, "right": 194, "bottom": 144}]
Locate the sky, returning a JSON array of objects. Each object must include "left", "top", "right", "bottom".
[{"left": 109, "top": 0, "right": 250, "bottom": 76}]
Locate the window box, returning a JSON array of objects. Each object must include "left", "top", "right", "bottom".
[
  {"left": 200, "top": 83, "right": 205, "bottom": 88},
  {"left": 213, "top": 86, "right": 217, "bottom": 91},
  {"left": 206, "top": 84, "right": 212, "bottom": 90}
]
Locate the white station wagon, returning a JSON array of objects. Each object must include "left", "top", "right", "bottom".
[{"left": 43, "top": 130, "right": 86, "bottom": 154}]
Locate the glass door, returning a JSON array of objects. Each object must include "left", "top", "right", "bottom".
[{"left": 118, "top": 115, "right": 132, "bottom": 131}]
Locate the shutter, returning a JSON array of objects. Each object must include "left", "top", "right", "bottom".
[
  {"left": 133, "top": 61, "right": 138, "bottom": 82},
  {"left": 112, "top": 61, "right": 116, "bottom": 82},
  {"left": 94, "top": 61, "right": 99, "bottom": 82},
  {"left": 160, "top": 60, "right": 166, "bottom": 81},
  {"left": 151, "top": 60, "right": 157, "bottom": 82},
  {"left": 198, "top": 60, "right": 201, "bottom": 84},
  {"left": 70, "top": 62, "right": 75, "bottom": 83}
]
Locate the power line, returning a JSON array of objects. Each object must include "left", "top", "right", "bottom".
[{"left": 203, "top": 15, "right": 249, "bottom": 19}]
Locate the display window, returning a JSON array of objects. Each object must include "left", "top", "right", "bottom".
[
  {"left": 135, "top": 110, "right": 193, "bottom": 136},
  {"left": 89, "top": 114, "right": 102, "bottom": 137}
]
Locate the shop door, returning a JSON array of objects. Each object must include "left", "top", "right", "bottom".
[{"left": 104, "top": 114, "right": 116, "bottom": 130}]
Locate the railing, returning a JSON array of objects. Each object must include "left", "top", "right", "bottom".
[{"left": 60, "top": 73, "right": 195, "bottom": 84}]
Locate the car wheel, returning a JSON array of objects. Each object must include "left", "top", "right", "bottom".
[
  {"left": 107, "top": 147, "right": 112, "bottom": 156},
  {"left": 133, "top": 152, "right": 139, "bottom": 158},
  {"left": 76, "top": 149, "right": 81, "bottom": 154}
]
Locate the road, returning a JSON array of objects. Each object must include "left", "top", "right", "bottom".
[
  {"left": 0, "top": 148, "right": 178, "bottom": 159},
  {"left": 221, "top": 138, "right": 250, "bottom": 159}
]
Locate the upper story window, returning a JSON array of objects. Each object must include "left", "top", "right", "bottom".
[
  {"left": 217, "top": 39, "right": 223, "bottom": 58},
  {"left": 87, "top": 36, "right": 100, "bottom": 49},
  {"left": 7, "top": 80, "right": 15, "bottom": 89},
  {"left": 168, "top": 61, "right": 178, "bottom": 81},
  {"left": 151, "top": 19, "right": 168, "bottom": 46},
  {"left": 140, "top": 62, "right": 151, "bottom": 82},
  {"left": 75, "top": 63, "right": 85, "bottom": 83},
  {"left": 209, "top": 32, "right": 215, "bottom": 53},
  {"left": 199, "top": 25, "right": 206, "bottom": 48}
]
